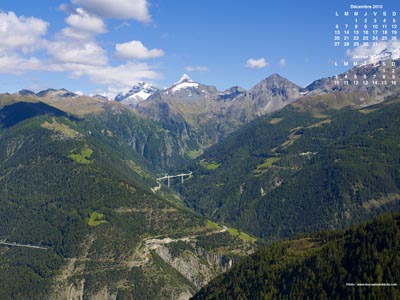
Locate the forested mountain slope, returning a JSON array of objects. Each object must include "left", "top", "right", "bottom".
[
  {"left": 192, "top": 213, "right": 400, "bottom": 300},
  {"left": 0, "top": 100, "right": 253, "bottom": 300},
  {"left": 178, "top": 97, "right": 400, "bottom": 240}
]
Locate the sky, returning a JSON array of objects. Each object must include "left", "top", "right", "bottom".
[{"left": 0, "top": 0, "right": 398, "bottom": 97}]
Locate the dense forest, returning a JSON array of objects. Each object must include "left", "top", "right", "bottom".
[
  {"left": 191, "top": 213, "right": 400, "bottom": 300},
  {"left": 178, "top": 98, "right": 400, "bottom": 240}
]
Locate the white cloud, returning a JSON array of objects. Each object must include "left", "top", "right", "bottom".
[
  {"left": 3, "top": 56, "right": 160, "bottom": 92},
  {"left": 47, "top": 40, "right": 108, "bottom": 66},
  {"left": 115, "top": 40, "right": 164, "bottom": 60},
  {"left": 279, "top": 58, "right": 286, "bottom": 66},
  {"left": 61, "top": 27, "right": 93, "bottom": 40},
  {"left": 61, "top": 8, "right": 106, "bottom": 40},
  {"left": 0, "top": 10, "right": 162, "bottom": 94},
  {"left": 246, "top": 57, "right": 268, "bottom": 69},
  {"left": 0, "top": 55, "right": 45, "bottom": 74},
  {"left": 185, "top": 66, "right": 208, "bottom": 72},
  {"left": 72, "top": 0, "right": 151, "bottom": 22},
  {"left": 0, "top": 11, "right": 48, "bottom": 52},
  {"left": 64, "top": 8, "right": 106, "bottom": 36},
  {"left": 71, "top": 62, "right": 160, "bottom": 88}
]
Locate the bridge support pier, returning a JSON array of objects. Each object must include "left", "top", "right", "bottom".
[{"left": 156, "top": 171, "right": 192, "bottom": 188}]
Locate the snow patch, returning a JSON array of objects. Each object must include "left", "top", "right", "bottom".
[
  {"left": 171, "top": 81, "right": 199, "bottom": 92},
  {"left": 127, "top": 89, "right": 152, "bottom": 100},
  {"left": 175, "top": 73, "right": 194, "bottom": 85},
  {"left": 115, "top": 81, "right": 158, "bottom": 104}
]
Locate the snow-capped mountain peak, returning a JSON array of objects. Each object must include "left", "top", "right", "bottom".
[
  {"left": 357, "top": 48, "right": 400, "bottom": 67},
  {"left": 350, "top": 41, "right": 400, "bottom": 66},
  {"left": 175, "top": 74, "right": 195, "bottom": 85},
  {"left": 369, "top": 47, "right": 400, "bottom": 64},
  {"left": 115, "top": 82, "right": 159, "bottom": 105},
  {"left": 171, "top": 74, "right": 199, "bottom": 92}
]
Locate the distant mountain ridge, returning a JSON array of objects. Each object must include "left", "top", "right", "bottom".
[
  {"left": 17, "top": 88, "right": 78, "bottom": 98},
  {"left": 115, "top": 81, "right": 159, "bottom": 105},
  {"left": 119, "top": 57, "right": 399, "bottom": 158},
  {"left": 128, "top": 73, "right": 303, "bottom": 157},
  {"left": 6, "top": 56, "right": 400, "bottom": 166},
  {"left": 305, "top": 58, "right": 400, "bottom": 101}
]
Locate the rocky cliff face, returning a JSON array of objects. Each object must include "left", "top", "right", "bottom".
[
  {"left": 155, "top": 245, "right": 236, "bottom": 289},
  {"left": 47, "top": 227, "right": 252, "bottom": 300},
  {"left": 229, "top": 74, "right": 303, "bottom": 120}
]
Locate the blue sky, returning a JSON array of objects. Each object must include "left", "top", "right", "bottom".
[{"left": 0, "top": 0, "right": 398, "bottom": 97}]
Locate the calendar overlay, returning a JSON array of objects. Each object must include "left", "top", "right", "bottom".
[{"left": 333, "top": 4, "right": 398, "bottom": 86}]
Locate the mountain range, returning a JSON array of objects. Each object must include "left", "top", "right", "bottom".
[
  {"left": 15, "top": 72, "right": 308, "bottom": 162},
  {"left": 18, "top": 56, "right": 400, "bottom": 156},
  {"left": 1, "top": 54, "right": 400, "bottom": 299}
]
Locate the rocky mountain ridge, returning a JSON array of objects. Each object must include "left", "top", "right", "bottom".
[{"left": 6, "top": 57, "right": 400, "bottom": 166}]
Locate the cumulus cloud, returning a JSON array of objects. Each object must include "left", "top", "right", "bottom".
[
  {"left": 115, "top": 40, "right": 164, "bottom": 59},
  {"left": 61, "top": 27, "right": 91, "bottom": 40},
  {"left": 0, "top": 10, "right": 162, "bottom": 94},
  {"left": 185, "top": 66, "right": 208, "bottom": 72},
  {"left": 62, "top": 8, "right": 106, "bottom": 39},
  {"left": 72, "top": 0, "right": 151, "bottom": 22},
  {"left": 0, "top": 55, "right": 46, "bottom": 74},
  {"left": 0, "top": 11, "right": 48, "bottom": 52},
  {"left": 47, "top": 40, "right": 108, "bottom": 66},
  {"left": 279, "top": 58, "right": 287, "bottom": 66},
  {"left": 245, "top": 57, "right": 268, "bottom": 69},
  {"left": 45, "top": 40, "right": 160, "bottom": 91},
  {"left": 74, "top": 62, "right": 160, "bottom": 87}
]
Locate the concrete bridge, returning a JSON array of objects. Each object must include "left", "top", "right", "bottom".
[{"left": 157, "top": 171, "right": 193, "bottom": 187}]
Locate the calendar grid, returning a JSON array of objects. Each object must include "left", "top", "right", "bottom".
[{"left": 333, "top": 4, "right": 398, "bottom": 86}]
